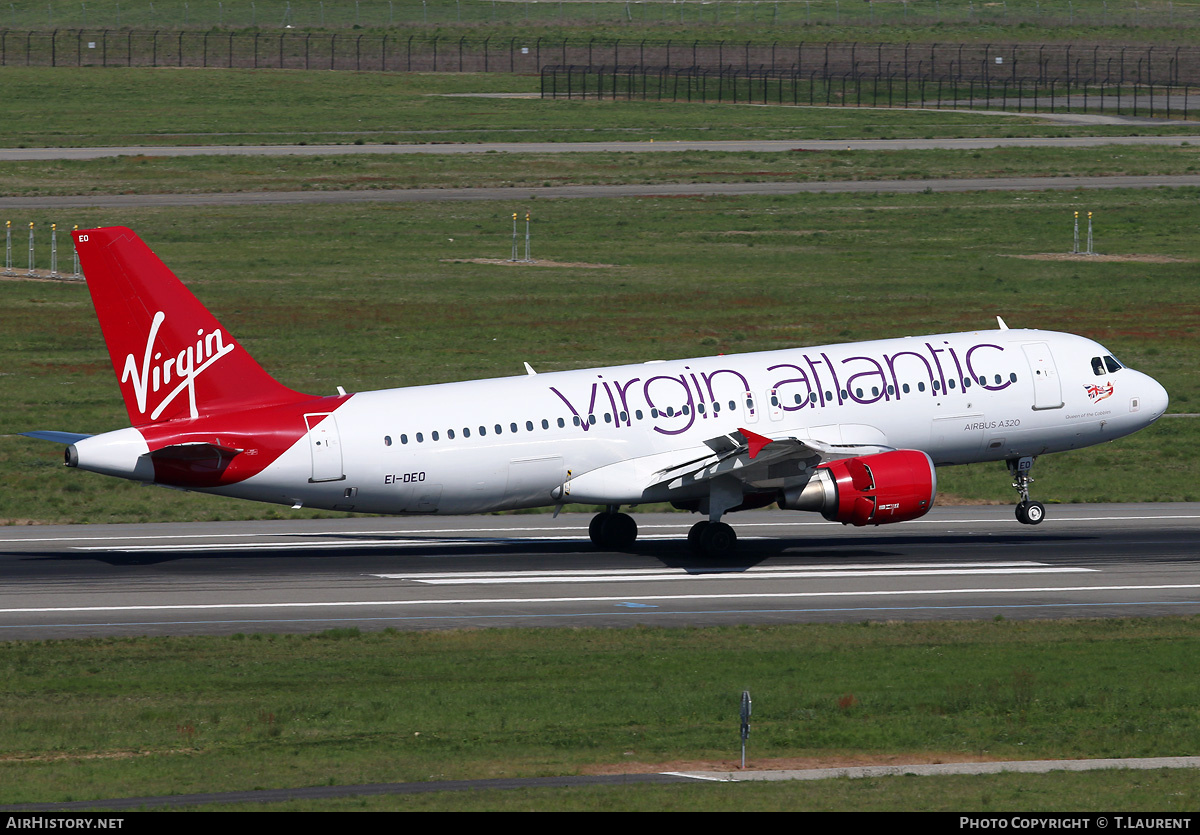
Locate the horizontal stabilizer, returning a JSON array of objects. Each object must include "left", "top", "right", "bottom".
[{"left": 20, "top": 431, "right": 94, "bottom": 444}]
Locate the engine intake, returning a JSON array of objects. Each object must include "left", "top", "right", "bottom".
[{"left": 781, "top": 450, "right": 937, "bottom": 526}]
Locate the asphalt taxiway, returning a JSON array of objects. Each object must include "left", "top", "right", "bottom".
[{"left": 1, "top": 503, "right": 1197, "bottom": 639}]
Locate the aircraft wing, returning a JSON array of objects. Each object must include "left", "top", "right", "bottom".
[{"left": 648, "top": 427, "right": 892, "bottom": 493}]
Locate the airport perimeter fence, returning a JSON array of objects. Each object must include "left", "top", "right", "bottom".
[
  {"left": 6, "top": 0, "right": 1200, "bottom": 31},
  {"left": 539, "top": 63, "right": 1195, "bottom": 120},
  {"left": 5, "top": 30, "right": 1199, "bottom": 89}
]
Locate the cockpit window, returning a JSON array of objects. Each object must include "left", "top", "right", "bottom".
[
  {"left": 1091, "top": 356, "right": 1105, "bottom": 376},
  {"left": 1104, "top": 355, "right": 1123, "bottom": 373}
]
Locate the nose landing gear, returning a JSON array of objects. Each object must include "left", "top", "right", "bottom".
[{"left": 1008, "top": 456, "right": 1045, "bottom": 525}]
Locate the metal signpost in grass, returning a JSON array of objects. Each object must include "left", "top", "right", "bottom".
[
  {"left": 510, "top": 211, "right": 533, "bottom": 262},
  {"left": 1073, "top": 211, "right": 1096, "bottom": 256},
  {"left": 740, "top": 690, "right": 752, "bottom": 769},
  {"left": 524, "top": 211, "right": 532, "bottom": 262}
]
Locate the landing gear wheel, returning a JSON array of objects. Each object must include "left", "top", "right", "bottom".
[
  {"left": 589, "top": 511, "right": 638, "bottom": 550},
  {"left": 588, "top": 513, "right": 608, "bottom": 545},
  {"left": 1015, "top": 500, "right": 1046, "bottom": 526},
  {"left": 690, "top": 521, "right": 737, "bottom": 558},
  {"left": 1008, "top": 457, "right": 1044, "bottom": 527}
]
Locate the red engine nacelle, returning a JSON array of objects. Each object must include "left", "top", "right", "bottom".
[{"left": 780, "top": 450, "right": 937, "bottom": 526}]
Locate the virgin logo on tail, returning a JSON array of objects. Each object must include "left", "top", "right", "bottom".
[{"left": 121, "top": 311, "right": 236, "bottom": 420}]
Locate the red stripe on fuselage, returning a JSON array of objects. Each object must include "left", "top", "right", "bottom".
[{"left": 138, "top": 394, "right": 352, "bottom": 488}]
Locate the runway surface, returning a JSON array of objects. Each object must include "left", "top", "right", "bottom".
[{"left": 1, "top": 503, "right": 1197, "bottom": 639}]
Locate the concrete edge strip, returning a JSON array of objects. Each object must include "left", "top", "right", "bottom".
[{"left": 5, "top": 758, "right": 1200, "bottom": 810}]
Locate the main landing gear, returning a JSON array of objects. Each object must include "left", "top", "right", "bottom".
[
  {"left": 686, "top": 520, "right": 738, "bottom": 559},
  {"left": 588, "top": 507, "right": 638, "bottom": 550},
  {"left": 586, "top": 507, "right": 739, "bottom": 559},
  {"left": 1008, "top": 456, "right": 1046, "bottom": 526}
]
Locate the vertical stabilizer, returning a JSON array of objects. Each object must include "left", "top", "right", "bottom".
[{"left": 74, "top": 227, "right": 308, "bottom": 426}]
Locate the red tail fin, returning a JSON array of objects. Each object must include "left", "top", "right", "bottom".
[{"left": 74, "top": 227, "right": 308, "bottom": 426}]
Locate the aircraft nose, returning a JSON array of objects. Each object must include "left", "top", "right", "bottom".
[{"left": 1142, "top": 373, "right": 1169, "bottom": 419}]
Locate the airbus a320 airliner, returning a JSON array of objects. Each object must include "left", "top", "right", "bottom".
[{"left": 24, "top": 227, "right": 1169, "bottom": 557}]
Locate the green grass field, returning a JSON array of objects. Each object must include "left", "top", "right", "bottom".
[
  {"left": 2, "top": 620, "right": 1200, "bottom": 809},
  {"left": 7, "top": 143, "right": 1200, "bottom": 197},
  {"left": 0, "top": 67, "right": 1193, "bottom": 148},
  {"left": 8, "top": 0, "right": 1200, "bottom": 41}
]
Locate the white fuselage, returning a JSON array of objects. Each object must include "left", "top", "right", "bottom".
[{"left": 130, "top": 327, "right": 1162, "bottom": 516}]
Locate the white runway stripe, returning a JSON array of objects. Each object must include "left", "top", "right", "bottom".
[
  {"left": 1, "top": 582, "right": 1182, "bottom": 616},
  {"left": 378, "top": 562, "right": 1096, "bottom": 585}
]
